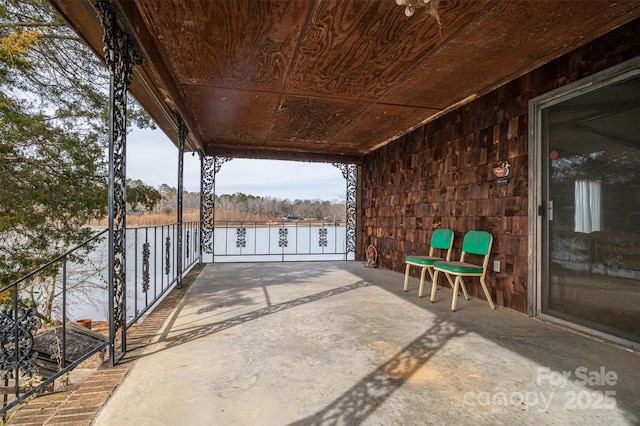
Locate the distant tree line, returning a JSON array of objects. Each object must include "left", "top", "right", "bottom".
[
  {"left": 215, "top": 192, "right": 346, "bottom": 222},
  {"left": 137, "top": 186, "right": 346, "bottom": 222}
]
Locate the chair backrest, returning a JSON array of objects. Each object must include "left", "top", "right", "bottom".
[
  {"left": 460, "top": 230, "right": 493, "bottom": 266},
  {"left": 429, "top": 228, "right": 454, "bottom": 260}
]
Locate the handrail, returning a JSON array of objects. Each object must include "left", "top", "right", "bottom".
[
  {"left": 0, "top": 229, "right": 108, "bottom": 294},
  {"left": 0, "top": 221, "right": 200, "bottom": 414}
]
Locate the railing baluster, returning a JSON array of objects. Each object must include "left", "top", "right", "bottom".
[
  {"left": 161, "top": 226, "right": 164, "bottom": 291},
  {"left": 13, "top": 284, "right": 19, "bottom": 397},
  {"left": 144, "top": 228, "right": 149, "bottom": 306},
  {"left": 134, "top": 228, "right": 138, "bottom": 319},
  {"left": 154, "top": 226, "right": 157, "bottom": 300},
  {"left": 225, "top": 222, "right": 229, "bottom": 257},
  {"left": 62, "top": 256, "right": 67, "bottom": 377}
]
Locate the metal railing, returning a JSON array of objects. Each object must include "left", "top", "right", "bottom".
[
  {"left": 207, "top": 220, "right": 350, "bottom": 262},
  {"left": 0, "top": 229, "right": 109, "bottom": 415},
  {"left": 0, "top": 221, "right": 200, "bottom": 414},
  {"left": 0, "top": 218, "right": 348, "bottom": 413},
  {"left": 126, "top": 221, "right": 200, "bottom": 326}
]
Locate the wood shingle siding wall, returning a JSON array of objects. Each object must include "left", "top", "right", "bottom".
[{"left": 361, "top": 18, "right": 640, "bottom": 314}]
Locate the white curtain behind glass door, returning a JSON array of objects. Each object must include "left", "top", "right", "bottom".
[{"left": 574, "top": 180, "right": 602, "bottom": 233}]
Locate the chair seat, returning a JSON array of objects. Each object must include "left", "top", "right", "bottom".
[
  {"left": 403, "top": 228, "right": 454, "bottom": 296},
  {"left": 405, "top": 255, "right": 442, "bottom": 266},
  {"left": 430, "top": 230, "right": 495, "bottom": 311},
  {"left": 433, "top": 261, "right": 483, "bottom": 275}
]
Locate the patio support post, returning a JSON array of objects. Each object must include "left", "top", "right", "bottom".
[
  {"left": 356, "top": 166, "right": 363, "bottom": 261},
  {"left": 201, "top": 156, "right": 215, "bottom": 258},
  {"left": 333, "top": 163, "right": 358, "bottom": 257},
  {"left": 97, "top": 0, "right": 141, "bottom": 366},
  {"left": 198, "top": 152, "right": 205, "bottom": 264},
  {"left": 175, "top": 113, "right": 188, "bottom": 288},
  {"left": 201, "top": 156, "right": 232, "bottom": 260}
]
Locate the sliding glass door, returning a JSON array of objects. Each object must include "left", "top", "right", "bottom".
[{"left": 538, "top": 67, "right": 640, "bottom": 343}]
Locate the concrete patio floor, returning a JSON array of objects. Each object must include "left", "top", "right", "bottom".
[{"left": 93, "top": 261, "right": 639, "bottom": 425}]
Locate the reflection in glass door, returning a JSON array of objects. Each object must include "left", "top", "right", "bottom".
[{"left": 540, "top": 72, "right": 640, "bottom": 343}]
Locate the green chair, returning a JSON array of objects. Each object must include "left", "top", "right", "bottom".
[
  {"left": 403, "top": 228, "right": 454, "bottom": 298},
  {"left": 431, "top": 230, "right": 495, "bottom": 311}
]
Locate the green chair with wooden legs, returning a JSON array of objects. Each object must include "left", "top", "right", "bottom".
[
  {"left": 431, "top": 230, "right": 495, "bottom": 311},
  {"left": 403, "top": 228, "right": 454, "bottom": 297}
]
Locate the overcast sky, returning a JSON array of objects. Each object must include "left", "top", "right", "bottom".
[{"left": 126, "top": 127, "right": 347, "bottom": 202}]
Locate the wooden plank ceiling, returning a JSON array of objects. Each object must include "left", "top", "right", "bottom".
[{"left": 51, "top": 0, "right": 640, "bottom": 164}]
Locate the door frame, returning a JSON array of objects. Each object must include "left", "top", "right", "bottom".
[{"left": 527, "top": 56, "right": 640, "bottom": 347}]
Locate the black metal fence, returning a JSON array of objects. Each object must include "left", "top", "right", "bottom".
[
  {"left": 207, "top": 220, "right": 349, "bottom": 262},
  {"left": 0, "top": 221, "right": 200, "bottom": 414},
  {"left": 0, "top": 229, "right": 109, "bottom": 414},
  {"left": 0, "top": 218, "right": 348, "bottom": 413},
  {"left": 126, "top": 221, "right": 200, "bottom": 326}
]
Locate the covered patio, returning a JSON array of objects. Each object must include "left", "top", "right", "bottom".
[
  {"left": 26, "top": 261, "right": 635, "bottom": 425},
  {"left": 44, "top": 0, "right": 640, "bottom": 350},
  {"left": 13, "top": 0, "right": 636, "bottom": 422}
]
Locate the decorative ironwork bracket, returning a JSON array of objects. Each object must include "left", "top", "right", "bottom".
[
  {"left": 279, "top": 228, "right": 289, "bottom": 248},
  {"left": 236, "top": 227, "right": 247, "bottom": 248},
  {"left": 142, "top": 242, "right": 150, "bottom": 293},
  {"left": 186, "top": 231, "right": 191, "bottom": 260},
  {"left": 201, "top": 156, "right": 233, "bottom": 255},
  {"left": 165, "top": 236, "right": 171, "bottom": 275},
  {"left": 333, "top": 163, "right": 358, "bottom": 255},
  {"left": 0, "top": 309, "right": 38, "bottom": 380},
  {"left": 319, "top": 228, "right": 328, "bottom": 248}
]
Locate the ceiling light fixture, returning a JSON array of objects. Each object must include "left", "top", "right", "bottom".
[{"left": 396, "top": 0, "right": 431, "bottom": 17}]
